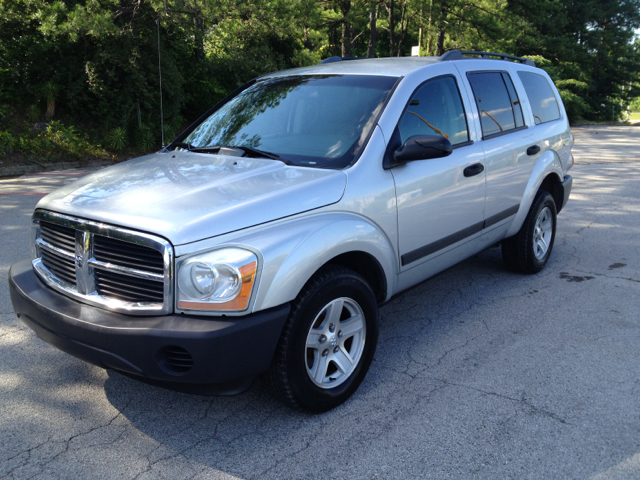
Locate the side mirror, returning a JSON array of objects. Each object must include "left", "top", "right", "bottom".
[{"left": 393, "top": 135, "right": 453, "bottom": 165}]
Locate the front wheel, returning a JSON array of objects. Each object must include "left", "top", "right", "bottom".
[
  {"left": 502, "top": 190, "right": 557, "bottom": 274},
  {"left": 265, "top": 265, "right": 379, "bottom": 412}
]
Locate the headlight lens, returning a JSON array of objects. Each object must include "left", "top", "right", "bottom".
[
  {"left": 177, "top": 248, "right": 258, "bottom": 312},
  {"left": 189, "top": 263, "right": 219, "bottom": 296}
]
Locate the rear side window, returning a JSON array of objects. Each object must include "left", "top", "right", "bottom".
[
  {"left": 398, "top": 76, "right": 469, "bottom": 146},
  {"left": 467, "top": 72, "right": 524, "bottom": 138},
  {"left": 518, "top": 71, "right": 561, "bottom": 124}
]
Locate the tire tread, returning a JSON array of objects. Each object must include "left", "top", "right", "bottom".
[
  {"left": 502, "top": 190, "right": 556, "bottom": 274},
  {"left": 264, "top": 265, "right": 371, "bottom": 411}
]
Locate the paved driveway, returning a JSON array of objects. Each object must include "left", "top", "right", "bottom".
[
  {"left": 1, "top": 127, "right": 639, "bottom": 479},
  {"left": 572, "top": 125, "right": 640, "bottom": 163}
]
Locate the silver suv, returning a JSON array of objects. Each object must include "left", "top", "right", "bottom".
[{"left": 9, "top": 50, "right": 573, "bottom": 412}]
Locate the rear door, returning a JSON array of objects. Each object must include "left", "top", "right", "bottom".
[
  {"left": 517, "top": 70, "right": 571, "bottom": 171},
  {"left": 390, "top": 73, "right": 487, "bottom": 270},
  {"left": 457, "top": 64, "right": 538, "bottom": 231}
]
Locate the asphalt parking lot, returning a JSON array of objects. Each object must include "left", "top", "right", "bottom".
[{"left": 1, "top": 126, "right": 639, "bottom": 479}]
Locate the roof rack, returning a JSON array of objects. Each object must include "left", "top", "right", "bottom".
[
  {"left": 318, "top": 56, "right": 368, "bottom": 64},
  {"left": 440, "top": 50, "right": 536, "bottom": 67}
]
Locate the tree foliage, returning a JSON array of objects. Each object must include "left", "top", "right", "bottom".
[{"left": 1, "top": 0, "right": 639, "bottom": 141}]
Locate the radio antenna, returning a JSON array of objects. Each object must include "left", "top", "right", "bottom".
[{"left": 157, "top": 18, "right": 165, "bottom": 147}]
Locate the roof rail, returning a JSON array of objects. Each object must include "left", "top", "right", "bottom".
[
  {"left": 318, "top": 56, "right": 368, "bottom": 64},
  {"left": 439, "top": 50, "right": 536, "bottom": 67}
]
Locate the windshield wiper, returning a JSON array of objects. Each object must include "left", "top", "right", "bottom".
[
  {"left": 172, "top": 142, "right": 194, "bottom": 151},
  {"left": 174, "top": 143, "right": 292, "bottom": 165},
  {"left": 189, "top": 146, "right": 222, "bottom": 153},
  {"left": 172, "top": 142, "right": 221, "bottom": 153},
  {"left": 230, "top": 145, "right": 292, "bottom": 164}
]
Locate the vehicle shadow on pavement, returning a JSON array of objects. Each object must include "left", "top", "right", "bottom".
[{"left": 96, "top": 246, "right": 540, "bottom": 479}]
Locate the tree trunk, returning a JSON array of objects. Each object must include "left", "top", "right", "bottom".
[
  {"left": 388, "top": 0, "right": 395, "bottom": 57},
  {"left": 330, "top": 20, "right": 338, "bottom": 55},
  {"left": 436, "top": 28, "right": 445, "bottom": 56},
  {"left": 367, "top": 0, "right": 377, "bottom": 57},
  {"left": 340, "top": 0, "right": 352, "bottom": 57},
  {"left": 45, "top": 100, "right": 55, "bottom": 120},
  {"left": 418, "top": 2, "right": 423, "bottom": 56},
  {"left": 194, "top": 17, "right": 205, "bottom": 61},
  {"left": 435, "top": 1, "right": 447, "bottom": 56},
  {"left": 396, "top": 0, "right": 408, "bottom": 56},
  {"left": 303, "top": 26, "right": 313, "bottom": 50},
  {"left": 425, "top": 0, "right": 433, "bottom": 55}
]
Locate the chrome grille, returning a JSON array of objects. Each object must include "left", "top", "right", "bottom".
[
  {"left": 93, "top": 235, "right": 164, "bottom": 273},
  {"left": 93, "top": 234, "right": 165, "bottom": 303},
  {"left": 39, "top": 222, "right": 77, "bottom": 285},
  {"left": 40, "top": 247, "right": 77, "bottom": 285},
  {"left": 40, "top": 221, "right": 76, "bottom": 251},
  {"left": 95, "top": 268, "right": 165, "bottom": 302},
  {"left": 32, "top": 210, "right": 174, "bottom": 315}
]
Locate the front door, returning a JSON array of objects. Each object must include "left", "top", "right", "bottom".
[{"left": 391, "top": 74, "right": 486, "bottom": 270}]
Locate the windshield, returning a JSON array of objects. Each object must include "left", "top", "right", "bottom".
[{"left": 183, "top": 74, "right": 399, "bottom": 169}]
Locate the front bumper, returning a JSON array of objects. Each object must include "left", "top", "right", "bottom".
[{"left": 9, "top": 259, "right": 290, "bottom": 394}]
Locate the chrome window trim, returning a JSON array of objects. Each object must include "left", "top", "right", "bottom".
[{"left": 32, "top": 209, "right": 174, "bottom": 315}]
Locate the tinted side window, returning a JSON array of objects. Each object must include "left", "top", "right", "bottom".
[
  {"left": 518, "top": 71, "right": 561, "bottom": 124},
  {"left": 468, "top": 72, "right": 518, "bottom": 138},
  {"left": 502, "top": 74, "right": 525, "bottom": 128},
  {"left": 398, "top": 76, "right": 469, "bottom": 146}
]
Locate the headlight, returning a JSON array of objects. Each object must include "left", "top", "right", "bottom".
[{"left": 176, "top": 248, "right": 258, "bottom": 312}]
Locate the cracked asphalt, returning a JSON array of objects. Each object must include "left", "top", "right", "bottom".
[{"left": 1, "top": 126, "right": 640, "bottom": 479}]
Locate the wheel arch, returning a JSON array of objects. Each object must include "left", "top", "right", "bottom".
[
  {"left": 506, "top": 151, "right": 564, "bottom": 238},
  {"left": 324, "top": 251, "right": 387, "bottom": 304},
  {"left": 539, "top": 172, "right": 565, "bottom": 214}
]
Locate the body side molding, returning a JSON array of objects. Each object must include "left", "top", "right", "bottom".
[{"left": 401, "top": 204, "right": 520, "bottom": 266}]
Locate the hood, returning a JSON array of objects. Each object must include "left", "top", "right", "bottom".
[{"left": 37, "top": 151, "right": 347, "bottom": 245}]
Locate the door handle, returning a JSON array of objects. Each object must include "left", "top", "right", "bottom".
[
  {"left": 527, "top": 145, "right": 541, "bottom": 156},
  {"left": 463, "top": 163, "right": 484, "bottom": 177}
]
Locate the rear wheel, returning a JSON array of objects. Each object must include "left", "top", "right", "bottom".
[
  {"left": 502, "top": 191, "right": 557, "bottom": 274},
  {"left": 265, "top": 265, "right": 379, "bottom": 412}
]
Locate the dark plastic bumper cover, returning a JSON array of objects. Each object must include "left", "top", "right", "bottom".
[
  {"left": 559, "top": 174, "right": 572, "bottom": 213},
  {"left": 9, "top": 259, "right": 290, "bottom": 391}
]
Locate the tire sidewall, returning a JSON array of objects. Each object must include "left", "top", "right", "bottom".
[
  {"left": 285, "top": 272, "right": 379, "bottom": 411},
  {"left": 526, "top": 192, "right": 557, "bottom": 271}
]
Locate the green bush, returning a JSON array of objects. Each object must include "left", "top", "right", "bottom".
[
  {"left": 1, "top": 119, "right": 111, "bottom": 162},
  {"left": 26, "top": 104, "right": 40, "bottom": 122},
  {"left": 0, "top": 130, "right": 17, "bottom": 154},
  {"left": 162, "top": 117, "right": 183, "bottom": 145},
  {"left": 105, "top": 127, "right": 127, "bottom": 151},
  {"left": 137, "top": 124, "right": 155, "bottom": 151}
]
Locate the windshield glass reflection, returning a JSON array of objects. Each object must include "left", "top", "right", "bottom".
[{"left": 184, "top": 74, "right": 398, "bottom": 169}]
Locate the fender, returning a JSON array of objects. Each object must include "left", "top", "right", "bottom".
[
  {"left": 506, "top": 149, "right": 564, "bottom": 238},
  {"left": 177, "top": 212, "right": 398, "bottom": 314},
  {"left": 246, "top": 213, "right": 397, "bottom": 311}
]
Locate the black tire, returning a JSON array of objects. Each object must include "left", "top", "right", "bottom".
[
  {"left": 502, "top": 190, "right": 557, "bottom": 274},
  {"left": 264, "top": 265, "right": 379, "bottom": 412}
]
